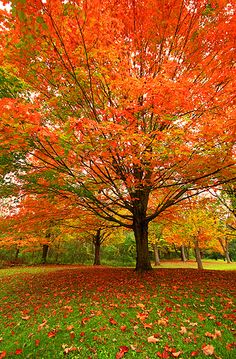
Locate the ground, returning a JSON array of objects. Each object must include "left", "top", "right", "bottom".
[{"left": 0, "top": 263, "right": 235, "bottom": 358}]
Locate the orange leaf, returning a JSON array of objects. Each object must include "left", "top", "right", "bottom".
[
  {"left": 66, "top": 325, "right": 74, "bottom": 331},
  {"left": 147, "top": 335, "right": 159, "bottom": 343},
  {"left": 179, "top": 326, "right": 187, "bottom": 334},
  {"left": 172, "top": 351, "right": 182, "bottom": 357},
  {"left": 116, "top": 346, "right": 129, "bottom": 359},
  {"left": 47, "top": 331, "right": 56, "bottom": 338},
  {"left": 143, "top": 323, "right": 153, "bottom": 329},
  {"left": 109, "top": 317, "right": 118, "bottom": 325},
  {"left": 202, "top": 344, "right": 214, "bottom": 355}
]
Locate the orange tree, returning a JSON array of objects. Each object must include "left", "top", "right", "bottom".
[
  {"left": 208, "top": 184, "right": 236, "bottom": 262},
  {"left": 1, "top": 0, "right": 236, "bottom": 271},
  {"left": 0, "top": 192, "right": 119, "bottom": 264},
  {"left": 163, "top": 198, "right": 224, "bottom": 269}
]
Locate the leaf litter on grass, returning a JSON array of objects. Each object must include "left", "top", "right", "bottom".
[{"left": 0, "top": 266, "right": 235, "bottom": 358}]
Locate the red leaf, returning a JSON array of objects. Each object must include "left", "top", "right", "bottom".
[
  {"left": 109, "top": 317, "right": 118, "bottom": 325},
  {"left": 157, "top": 351, "right": 169, "bottom": 358},
  {"left": 15, "top": 349, "right": 23, "bottom": 355},
  {"left": 35, "top": 339, "right": 40, "bottom": 347},
  {"left": 116, "top": 346, "right": 129, "bottom": 359},
  {"left": 47, "top": 331, "right": 56, "bottom": 338},
  {"left": 0, "top": 352, "right": 6, "bottom": 359},
  {"left": 226, "top": 342, "right": 236, "bottom": 350},
  {"left": 120, "top": 325, "right": 127, "bottom": 332},
  {"left": 191, "top": 351, "right": 199, "bottom": 356},
  {"left": 81, "top": 317, "right": 90, "bottom": 325},
  {"left": 69, "top": 331, "right": 75, "bottom": 340}
]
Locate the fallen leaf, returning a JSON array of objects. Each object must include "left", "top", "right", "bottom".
[
  {"left": 157, "top": 317, "right": 168, "bottom": 326},
  {"left": 63, "top": 346, "right": 78, "bottom": 355},
  {"left": 202, "top": 344, "right": 214, "bottom": 355},
  {"left": 81, "top": 317, "right": 90, "bottom": 325},
  {"left": 116, "top": 346, "right": 129, "bottom": 358},
  {"left": 47, "top": 330, "right": 56, "bottom": 338},
  {"left": 143, "top": 322, "right": 153, "bottom": 329},
  {"left": 70, "top": 331, "right": 75, "bottom": 340},
  {"left": 66, "top": 325, "right": 74, "bottom": 331},
  {"left": 172, "top": 351, "right": 182, "bottom": 357},
  {"left": 147, "top": 335, "right": 159, "bottom": 343},
  {"left": 157, "top": 350, "right": 169, "bottom": 358},
  {"left": 179, "top": 326, "right": 187, "bottom": 334},
  {"left": 109, "top": 317, "right": 118, "bottom": 325},
  {"left": 0, "top": 352, "right": 6, "bottom": 359},
  {"left": 21, "top": 315, "right": 30, "bottom": 320},
  {"left": 226, "top": 342, "right": 236, "bottom": 350},
  {"left": 37, "top": 319, "right": 47, "bottom": 331},
  {"left": 120, "top": 325, "right": 127, "bottom": 332},
  {"left": 137, "top": 312, "right": 148, "bottom": 321},
  {"left": 15, "top": 349, "right": 23, "bottom": 355}
]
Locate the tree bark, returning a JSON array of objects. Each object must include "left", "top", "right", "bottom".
[
  {"left": 181, "top": 244, "right": 187, "bottom": 262},
  {"left": 194, "top": 240, "right": 203, "bottom": 270},
  {"left": 93, "top": 229, "right": 101, "bottom": 265},
  {"left": 219, "top": 238, "right": 231, "bottom": 263},
  {"left": 133, "top": 218, "right": 152, "bottom": 272},
  {"left": 42, "top": 244, "right": 49, "bottom": 264},
  {"left": 224, "top": 240, "right": 231, "bottom": 263},
  {"left": 152, "top": 243, "right": 161, "bottom": 266},
  {"left": 15, "top": 248, "right": 20, "bottom": 261}
]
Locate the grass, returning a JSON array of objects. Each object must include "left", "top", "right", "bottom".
[
  {"left": 153, "top": 259, "right": 236, "bottom": 271},
  {"left": 0, "top": 265, "right": 235, "bottom": 358}
]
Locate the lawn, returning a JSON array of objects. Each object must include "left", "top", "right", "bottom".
[
  {"left": 153, "top": 259, "right": 236, "bottom": 271},
  {"left": 0, "top": 265, "right": 235, "bottom": 358}
]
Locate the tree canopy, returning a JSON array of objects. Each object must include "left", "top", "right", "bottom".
[{"left": 0, "top": 0, "right": 235, "bottom": 271}]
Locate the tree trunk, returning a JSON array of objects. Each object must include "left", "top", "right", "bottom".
[
  {"left": 194, "top": 240, "right": 203, "bottom": 270},
  {"left": 173, "top": 244, "right": 179, "bottom": 257},
  {"left": 133, "top": 218, "right": 152, "bottom": 272},
  {"left": 181, "top": 244, "right": 187, "bottom": 262},
  {"left": 93, "top": 229, "right": 101, "bottom": 265},
  {"left": 152, "top": 243, "right": 161, "bottom": 266},
  {"left": 219, "top": 238, "right": 231, "bottom": 263},
  {"left": 224, "top": 240, "right": 231, "bottom": 263},
  {"left": 42, "top": 244, "right": 49, "bottom": 264},
  {"left": 15, "top": 248, "right": 20, "bottom": 261}
]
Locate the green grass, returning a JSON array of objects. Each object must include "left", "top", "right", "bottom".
[
  {"left": 0, "top": 265, "right": 235, "bottom": 358},
  {"left": 153, "top": 259, "right": 236, "bottom": 271},
  {"left": 0, "top": 264, "right": 80, "bottom": 278}
]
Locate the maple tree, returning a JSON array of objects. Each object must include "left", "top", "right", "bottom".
[
  {"left": 1, "top": 0, "right": 236, "bottom": 271},
  {"left": 0, "top": 191, "right": 119, "bottom": 265},
  {"left": 163, "top": 198, "right": 224, "bottom": 269},
  {"left": 208, "top": 184, "right": 236, "bottom": 262}
]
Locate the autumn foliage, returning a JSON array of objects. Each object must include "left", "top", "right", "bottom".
[{"left": 0, "top": 0, "right": 236, "bottom": 270}]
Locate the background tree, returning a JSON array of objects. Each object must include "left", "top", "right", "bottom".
[
  {"left": 208, "top": 185, "right": 236, "bottom": 262},
  {"left": 163, "top": 199, "right": 224, "bottom": 269},
  {"left": 1, "top": 0, "right": 236, "bottom": 271}
]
